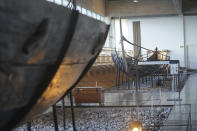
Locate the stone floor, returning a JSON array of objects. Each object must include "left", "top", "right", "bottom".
[
  {"left": 13, "top": 107, "right": 171, "bottom": 131},
  {"left": 62, "top": 74, "right": 197, "bottom": 130},
  {"left": 15, "top": 73, "right": 197, "bottom": 131},
  {"left": 161, "top": 74, "right": 197, "bottom": 130}
]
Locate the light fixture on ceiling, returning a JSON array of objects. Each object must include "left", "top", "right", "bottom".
[{"left": 133, "top": 0, "right": 139, "bottom": 3}]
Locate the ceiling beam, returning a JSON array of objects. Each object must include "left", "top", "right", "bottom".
[
  {"left": 172, "top": 0, "right": 183, "bottom": 15},
  {"left": 106, "top": 0, "right": 177, "bottom": 17}
]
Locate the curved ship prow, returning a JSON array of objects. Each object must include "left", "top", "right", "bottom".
[{"left": 0, "top": 0, "right": 109, "bottom": 130}]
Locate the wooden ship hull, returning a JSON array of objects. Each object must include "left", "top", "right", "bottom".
[
  {"left": 0, "top": 0, "right": 109, "bottom": 130},
  {"left": 77, "top": 65, "right": 118, "bottom": 89},
  {"left": 112, "top": 50, "right": 169, "bottom": 78},
  {"left": 77, "top": 48, "right": 133, "bottom": 89}
]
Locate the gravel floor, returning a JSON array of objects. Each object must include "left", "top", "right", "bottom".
[{"left": 13, "top": 106, "right": 171, "bottom": 131}]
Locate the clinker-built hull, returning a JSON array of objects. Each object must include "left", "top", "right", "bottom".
[{"left": 0, "top": 0, "right": 109, "bottom": 130}]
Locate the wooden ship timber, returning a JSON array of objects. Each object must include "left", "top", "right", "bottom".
[
  {"left": 76, "top": 47, "right": 170, "bottom": 89},
  {"left": 0, "top": 0, "right": 109, "bottom": 130},
  {"left": 77, "top": 48, "right": 133, "bottom": 89},
  {"left": 112, "top": 47, "right": 170, "bottom": 79}
]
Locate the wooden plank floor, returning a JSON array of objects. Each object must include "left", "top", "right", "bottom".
[{"left": 77, "top": 64, "right": 130, "bottom": 89}]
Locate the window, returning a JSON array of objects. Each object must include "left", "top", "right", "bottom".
[
  {"left": 76, "top": 5, "right": 82, "bottom": 13},
  {"left": 82, "top": 8, "right": 86, "bottom": 15},
  {"left": 87, "top": 10, "right": 92, "bottom": 17},
  {"left": 92, "top": 12, "right": 97, "bottom": 19},
  {"left": 45, "top": 0, "right": 107, "bottom": 24},
  {"left": 63, "top": 0, "right": 69, "bottom": 6},
  {"left": 54, "top": 0, "right": 62, "bottom": 5}
]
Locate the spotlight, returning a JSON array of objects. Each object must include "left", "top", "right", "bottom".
[
  {"left": 132, "top": 128, "right": 138, "bottom": 131},
  {"left": 128, "top": 121, "right": 142, "bottom": 131}
]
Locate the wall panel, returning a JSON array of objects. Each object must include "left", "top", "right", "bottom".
[{"left": 106, "top": 0, "right": 177, "bottom": 17}]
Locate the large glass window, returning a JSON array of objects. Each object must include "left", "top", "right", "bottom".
[
  {"left": 76, "top": 5, "right": 82, "bottom": 13},
  {"left": 45, "top": 0, "right": 109, "bottom": 48},
  {"left": 46, "top": 0, "right": 106, "bottom": 23},
  {"left": 81, "top": 8, "right": 86, "bottom": 15},
  {"left": 54, "top": 0, "right": 62, "bottom": 5},
  {"left": 87, "top": 10, "right": 92, "bottom": 17},
  {"left": 62, "top": 0, "right": 69, "bottom": 6}
]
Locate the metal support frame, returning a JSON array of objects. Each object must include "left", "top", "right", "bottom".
[
  {"left": 70, "top": 91, "right": 76, "bottom": 131},
  {"left": 56, "top": 104, "right": 173, "bottom": 109},
  {"left": 72, "top": 0, "right": 76, "bottom": 10},
  {"left": 178, "top": 62, "right": 181, "bottom": 100},
  {"left": 116, "top": 67, "right": 120, "bottom": 88},
  {"left": 172, "top": 0, "right": 182, "bottom": 15},
  {"left": 151, "top": 75, "right": 153, "bottom": 88},
  {"left": 135, "top": 63, "right": 140, "bottom": 91},
  {"left": 26, "top": 122, "right": 31, "bottom": 131},
  {"left": 187, "top": 104, "right": 192, "bottom": 131},
  {"left": 189, "top": 104, "right": 192, "bottom": 131},
  {"left": 61, "top": 98, "right": 66, "bottom": 129},
  {"left": 52, "top": 104, "right": 59, "bottom": 131},
  {"left": 119, "top": 17, "right": 128, "bottom": 72},
  {"left": 182, "top": 15, "right": 188, "bottom": 68},
  {"left": 121, "top": 72, "right": 124, "bottom": 84}
]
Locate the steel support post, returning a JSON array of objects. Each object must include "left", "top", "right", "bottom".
[
  {"left": 26, "top": 122, "right": 31, "bottom": 131},
  {"left": 52, "top": 104, "right": 59, "bottom": 131},
  {"left": 70, "top": 92, "right": 76, "bottom": 131},
  {"left": 61, "top": 98, "right": 66, "bottom": 129}
]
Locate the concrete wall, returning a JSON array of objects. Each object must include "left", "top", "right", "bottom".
[
  {"left": 136, "top": 16, "right": 184, "bottom": 66},
  {"left": 112, "top": 16, "right": 185, "bottom": 66},
  {"left": 184, "top": 16, "right": 197, "bottom": 69}
]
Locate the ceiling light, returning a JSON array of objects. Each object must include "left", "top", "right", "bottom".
[{"left": 133, "top": 0, "right": 139, "bottom": 3}]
